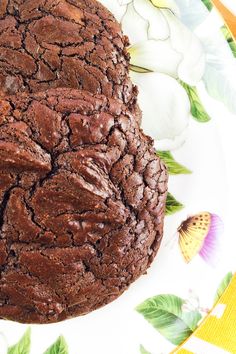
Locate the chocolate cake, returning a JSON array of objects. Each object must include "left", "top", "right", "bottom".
[
  {"left": 0, "top": 88, "right": 168, "bottom": 323},
  {"left": 0, "top": 0, "right": 136, "bottom": 104}
]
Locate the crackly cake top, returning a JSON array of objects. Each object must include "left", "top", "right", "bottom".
[
  {"left": 0, "top": 88, "right": 168, "bottom": 323},
  {"left": 0, "top": 0, "right": 136, "bottom": 104}
]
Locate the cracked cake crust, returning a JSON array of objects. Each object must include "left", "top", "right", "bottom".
[
  {"left": 0, "top": 0, "right": 136, "bottom": 105},
  {"left": 0, "top": 88, "right": 168, "bottom": 323}
]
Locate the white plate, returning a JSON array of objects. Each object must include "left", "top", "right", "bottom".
[{"left": 1, "top": 1, "right": 236, "bottom": 353}]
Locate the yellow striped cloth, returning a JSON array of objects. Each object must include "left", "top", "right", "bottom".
[{"left": 171, "top": 274, "right": 236, "bottom": 354}]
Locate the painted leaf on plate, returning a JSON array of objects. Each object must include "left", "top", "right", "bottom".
[
  {"left": 200, "top": 0, "right": 213, "bottom": 11},
  {"left": 214, "top": 272, "right": 233, "bottom": 303},
  {"left": 166, "top": 192, "right": 184, "bottom": 215},
  {"left": 228, "top": 40, "right": 236, "bottom": 58},
  {"left": 140, "top": 344, "right": 152, "bottom": 354},
  {"left": 136, "top": 295, "right": 202, "bottom": 345},
  {"left": 8, "top": 328, "right": 31, "bottom": 354},
  {"left": 158, "top": 151, "right": 191, "bottom": 175},
  {"left": 44, "top": 336, "right": 69, "bottom": 354},
  {"left": 178, "top": 212, "right": 223, "bottom": 265},
  {"left": 181, "top": 83, "right": 211, "bottom": 122},
  {"left": 221, "top": 26, "right": 236, "bottom": 58}
]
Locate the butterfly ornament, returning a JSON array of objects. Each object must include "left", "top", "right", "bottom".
[{"left": 178, "top": 212, "right": 224, "bottom": 266}]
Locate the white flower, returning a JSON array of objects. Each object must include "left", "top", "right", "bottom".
[
  {"left": 174, "top": 0, "right": 209, "bottom": 30},
  {"left": 99, "top": 0, "right": 205, "bottom": 85},
  {"left": 129, "top": 39, "right": 182, "bottom": 77},
  {"left": 195, "top": 10, "right": 236, "bottom": 114},
  {"left": 121, "top": 0, "right": 205, "bottom": 86},
  {"left": 99, "top": 0, "right": 197, "bottom": 149},
  {"left": 175, "top": 1, "right": 236, "bottom": 113},
  {"left": 130, "top": 71, "right": 191, "bottom": 150},
  {"left": 121, "top": 2, "right": 149, "bottom": 43},
  {"left": 162, "top": 9, "right": 205, "bottom": 85},
  {"left": 125, "top": 0, "right": 171, "bottom": 40}
]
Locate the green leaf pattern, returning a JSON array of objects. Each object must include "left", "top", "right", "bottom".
[
  {"left": 181, "top": 83, "right": 211, "bottom": 123},
  {"left": 136, "top": 294, "right": 202, "bottom": 345},
  {"left": 44, "top": 336, "right": 69, "bottom": 354},
  {"left": 7, "top": 331, "right": 68, "bottom": 354},
  {"left": 158, "top": 151, "right": 191, "bottom": 175},
  {"left": 166, "top": 192, "right": 184, "bottom": 215},
  {"left": 221, "top": 25, "right": 236, "bottom": 58},
  {"left": 200, "top": 0, "right": 213, "bottom": 11},
  {"left": 8, "top": 329, "right": 31, "bottom": 354},
  {"left": 214, "top": 272, "right": 233, "bottom": 303}
]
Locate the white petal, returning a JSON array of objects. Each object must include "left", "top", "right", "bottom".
[
  {"left": 118, "top": 0, "right": 132, "bottom": 4},
  {"left": 197, "top": 22, "right": 233, "bottom": 67},
  {"left": 133, "top": 0, "right": 170, "bottom": 40},
  {"left": 174, "top": 0, "right": 209, "bottom": 30},
  {"left": 195, "top": 11, "right": 236, "bottom": 113},
  {"left": 129, "top": 39, "right": 182, "bottom": 77},
  {"left": 130, "top": 71, "right": 191, "bottom": 151},
  {"left": 154, "top": 129, "right": 188, "bottom": 151},
  {"left": 162, "top": 9, "right": 205, "bottom": 85},
  {"left": 121, "top": 3, "right": 148, "bottom": 43},
  {"left": 204, "top": 61, "right": 236, "bottom": 114},
  {"left": 195, "top": 7, "right": 224, "bottom": 35},
  {"left": 151, "top": 0, "right": 180, "bottom": 17},
  {"left": 178, "top": 38, "right": 205, "bottom": 86},
  {"left": 98, "top": 0, "right": 127, "bottom": 22}
]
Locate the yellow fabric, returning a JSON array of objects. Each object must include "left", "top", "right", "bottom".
[
  {"left": 172, "top": 274, "right": 236, "bottom": 353},
  {"left": 174, "top": 349, "right": 193, "bottom": 354}
]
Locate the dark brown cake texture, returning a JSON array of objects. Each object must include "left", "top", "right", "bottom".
[
  {"left": 0, "top": 88, "right": 168, "bottom": 323},
  {"left": 0, "top": 0, "right": 136, "bottom": 104}
]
